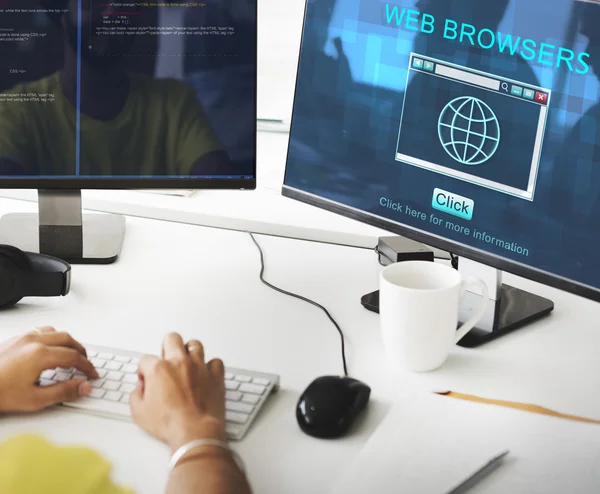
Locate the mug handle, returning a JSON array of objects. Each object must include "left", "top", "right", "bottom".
[{"left": 455, "top": 277, "right": 489, "bottom": 344}]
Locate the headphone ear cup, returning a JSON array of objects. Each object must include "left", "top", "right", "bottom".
[
  {"left": 0, "top": 245, "right": 31, "bottom": 271},
  {"left": 0, "top": 259, "right": 22, "bottom": 309}
]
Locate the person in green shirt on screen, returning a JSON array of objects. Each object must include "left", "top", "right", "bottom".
[
  {"left": 0, "top": 328, "right": 251, "bottom": 494},
  {"left": 0, "top": 0, "right": 231, "bottom": 177}
]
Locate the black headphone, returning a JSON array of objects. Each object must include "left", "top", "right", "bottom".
[{"left": 0, "top": 245, "right": 71, "bottom": 309}]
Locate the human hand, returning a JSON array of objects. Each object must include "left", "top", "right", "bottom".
[
  {"left": 130, "top": 333, "right": 226, "bottom": 452},
  {"left": 0, "top": 327, "right": 98, "bottom": 412}
]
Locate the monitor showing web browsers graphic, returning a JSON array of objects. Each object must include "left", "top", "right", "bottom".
[
  {"left": 396, "top": 54, "right": 550, "bottom": 201},
  {"left": 284, "top": 0, "right": 600, "bottom": 303}
]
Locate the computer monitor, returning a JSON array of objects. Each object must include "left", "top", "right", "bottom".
[
  {"left": 283, "top": 0, "right": 600, "bottom": 346},
  {"left": 0, "top": 0, "right": 256, "bottom": 263}
]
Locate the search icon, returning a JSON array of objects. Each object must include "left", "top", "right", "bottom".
[{"left": 501, "top": 82, "right": 509, "bottom": 92}]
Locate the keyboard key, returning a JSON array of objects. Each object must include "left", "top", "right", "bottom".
[
  {"left": 72, "top": 371, "right": 87, "bottom": 380},
  {"left": 252, "top": 378, "right": 270, "bottom": 386},
  {"left": 90, "top": 358, "right": 106, "bottom": 368},
  {"left": 226, "top": 391, "right": 242, "bottom": 401},
  {"left": 40, "top": 369, "right": 55, "bottom": 380},
  {"left": 119, "top": 383, "right": 136, "bottom": 393},
  {"left": 225, "top": 381, "right": 240, "bottom": 391},
  {"left": 96, "top": 369, "right": 108, "bottom": 378},
  {"left": 114, "top": 356, "right": 130, "bottom": 363},
  {"left": 91, "top": 379, "right": 104, "bottom": 389},
  {"left": 225, "top": 423, "right": 244, "bottom": 437},
  {"left": 235, "top": 375, "right": 252, "bottom": 383},
  {"left": 106, "top": 371, "right": 124, "bottom": 381},
  {"left": 122, "top": 374, "right": 138, "bottom": 384},
  {"left": 103, "top": 381, "right": 121, "bottom": 391},
  {"left": 89, "top": 389, "right": 105, "bottom": 399},
  {"left": 87, "top": 351, "right": 97, "bottom": 358},
  {"left": 57, "top": 367, "right": 73, "bottom": 373},
  {"left": 239, "top": 383, "right": 266, "bottom": 395},
  {"left": 39, "top": 379, "right": 55, "bottom": 387},
  {"left": 130, "top": 358, "right": 140, "bottom": 365},
  {"left": 105, "top": 362, "right": 122, "bottom": 371},
  {"left": 120, "top": 394, "right": 130, "bottom": 403},
  {"left": 55, "top": 371, "right": 72, "bottom": 382},
  {"left": 242, "top": 394, "right": 260, "bottom": 405},
  {"left": 121, "top": 364, "right": 137, "bottom": 374},
  {"left": 105, "top": 391, "right": 123, "bottom": 402},
  {"left": 225, "top": 373, "right": 234, "bottom": 380},
  {"left": 226, "top": 401, "right": 254, "bottom": 414},
  {"left": 98, "top": 353, "right": 113, "bottom": 360},
  {"left": 226, "top": 411, "right": 249, "bottom": 424}
]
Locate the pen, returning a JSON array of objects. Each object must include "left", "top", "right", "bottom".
[{"left": 445, "top": 450, "right": 509, "bottom": 494}]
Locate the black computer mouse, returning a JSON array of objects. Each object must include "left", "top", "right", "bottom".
[{"left": 296, "top": 376, "right": 371, "bottom": 439}]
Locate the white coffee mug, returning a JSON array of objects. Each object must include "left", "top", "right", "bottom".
[{"left": 379, "top": 261, "right": 488, "bottom": 373}]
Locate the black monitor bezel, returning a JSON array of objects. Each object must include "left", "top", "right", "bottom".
[
  {"left": 0, "top": 1, "right": 258, "bottom": 192},
  {"left": 282, "top": 0, "right": 600, "bottom": 304}
]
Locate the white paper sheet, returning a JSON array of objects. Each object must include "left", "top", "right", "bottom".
[{"left": 331, "top": 392, "right": 600, "bottom": 494}]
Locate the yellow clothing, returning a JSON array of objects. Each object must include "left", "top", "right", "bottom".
[
  {"left": 0, "top": 72, "right": 222, "bottom": 176},
  {"left": 0, "top": 434, "right": 133, "bottom": 494}
]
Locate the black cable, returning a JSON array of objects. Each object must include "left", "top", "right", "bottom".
[{"left": 248, "top": 232, "right": 349, "bottom": 377}]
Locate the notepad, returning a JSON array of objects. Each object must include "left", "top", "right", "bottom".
[{"left": 331, "top": 392, "right": 600, "bottom": 494}]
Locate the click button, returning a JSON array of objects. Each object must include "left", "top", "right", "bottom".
[{"left": 432, "top": 188, "right": 474, "bottom": 220}]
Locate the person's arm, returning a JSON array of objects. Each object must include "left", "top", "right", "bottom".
[
  {"left": 165, "top": 419, "right": 249, "bottom": 494},
  {"left": 0, "top": 327, "right": 97, "bottom": 413},
  {"left": 190, "top": 149, "right": 233, "bottom": 176},
  {"left": 170, "top": 84, "right": 239, "bottom": 177},
  {"left": 130, "top": 333, "right": 252, "bottom": 494},
  {"left": 0, "top": 91, "right": 35, "bottom": 175}
]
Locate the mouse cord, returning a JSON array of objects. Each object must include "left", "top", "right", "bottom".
[{"left": 247, "top": 232, "right": 349, "bottom": 377}]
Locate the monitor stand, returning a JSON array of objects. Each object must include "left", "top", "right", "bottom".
[
  {"left": 455, "top": 258, "right": 554, "bottom": 347},
  {"left": 361, "top": 257, "right": 554, "bottom": 347},
  {"left": 0, "top": 189, "right": 125, "bottom": 264}
]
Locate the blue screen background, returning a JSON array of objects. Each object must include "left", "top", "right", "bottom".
[{"left": 285, "top": 0, "right": 600, "bottom": 290}]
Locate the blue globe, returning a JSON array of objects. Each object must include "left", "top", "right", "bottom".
[{"left": 437, "top": 96, "right": 500, "bottom": 166}]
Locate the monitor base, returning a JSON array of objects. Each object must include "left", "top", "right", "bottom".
[
  {"left": 360, "top": 284, "right": 553, "bottom": 348},
  {"left": 0, "top": 190, "right": 125, "bottom": 264},
  {"left": 456, "top": 284, "right": 554, "bottom": 347}
]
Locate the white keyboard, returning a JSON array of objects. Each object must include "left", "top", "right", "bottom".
[{"left": 38, "top": 345, "right": 279, "bottom": 441}]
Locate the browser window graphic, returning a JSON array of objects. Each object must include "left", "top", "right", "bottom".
[{"left": 396, "top": 53, "right": 550, "bottom": 200}]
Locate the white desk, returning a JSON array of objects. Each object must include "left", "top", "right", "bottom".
[{"left": 0, "top": 197, "right": 599, "bottom": 494}]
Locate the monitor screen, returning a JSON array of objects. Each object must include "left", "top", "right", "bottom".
[
  {"left": 0, "top": 0, "right": 256, "bottom": 181},
  {"left": 284, "top": 0, "right": 600, "bottom": 298}
]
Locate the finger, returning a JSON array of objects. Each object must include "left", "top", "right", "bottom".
[
  {"left": 41, "top": 347, "right": 98, "bottom": 379},
  {"left": 207, "top": 358, "right": 225, "bottom": 380},
  {"left": 34, "top": 379, "right": 91, "bottom": 408},
  {"left": 185, "top": 340, "right": 204, "bottom": 363},
  {"left": 30, "top": 326, "right": 56, "bottom": 335},
  {"left": 129, "top": 379, "right": 144, "bottom": 421},
  {"left": 137, "top": 355, "right": 160, "bottom": 378},
  {"left": 35, "top": 332, "right": 87, "bottom": 356},
  {"left": 162, "top": 333, "right": 186, "bottom": 361}
]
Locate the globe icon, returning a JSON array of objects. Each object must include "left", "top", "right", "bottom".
[{"left": 437, "top": 96, "right": 500, "bottom": 165}]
